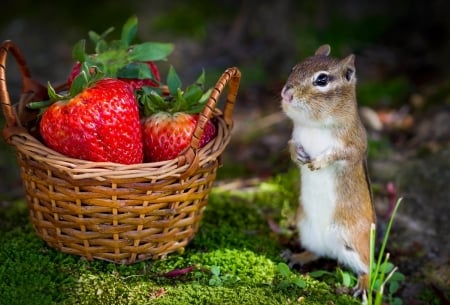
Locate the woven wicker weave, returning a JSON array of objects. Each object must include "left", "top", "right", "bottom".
[{"left": 0, "top": 40, "right": 241, "bottom": 264}]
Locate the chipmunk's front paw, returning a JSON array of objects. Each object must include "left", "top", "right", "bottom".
[
  {"left": 307, "top": 152, "right": 332, "bottom": 171},
  {"left": 290, "top": 142, "right": 311, "bottom": 165},
  {"left": 307, "top": 157, "right": 326, "bottom": 171}
]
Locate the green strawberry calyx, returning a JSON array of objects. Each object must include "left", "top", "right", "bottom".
[
  {"left": 28, "top": 16, "right": 174, "bottom": 111},
  {"left": 72, "top": 15, "right": 173, "bottom": 81},
  {"left": 26, "top": 62, "right": 103, "bottom": 112},
  {"left": 139, "top": 66, "right": 213, "bottom": 117}
]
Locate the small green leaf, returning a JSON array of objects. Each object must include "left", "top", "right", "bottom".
[
  {"left": 142, "top": 86, "right": 162, "bottom": 96},
  {"left": 293, "top": 278, "right": 306, "bottom": 288},
  {"left": 88, "top": 31, "right": 101, "bottom": 45},
  {"left": 128, "top": 42, "right": 174, "bottom": 61},
  {"left": 198, "top": 88, "right": 212, "bottom": 105},
  {"left": 108, "top": 40, "right": 128, "bottom": 52},
  {"left": 72, "top": 39, "right": 87, "bottom": 62},
  {"left": 173, "top": 88, "right": 187, "bottom": 112},
  {"left": 90, "top": 27, "right": 114, "bottom": 53},
  {"left": 277, "top": 262, "right": 291, "bottom": 277},
  {"left": 308, "top": 270, "right": 332, "bottom": 278},
  {"left": 47, "top": 82, "right": 66, "bottom": 101},
  {"left": 149, "top": 91, "right": 167, "bottom": 106},
  {"left": 210, "top": 266, "right": 221, "bottom": 276},
  {"left": 341, "top": 271, "right": 353, "bottom": 287},
  {"left": 208, "top": 276, "right": 221, "bottom": 286},
  {"left": 167, "top": 66, "right": 182, "bottom": 96},
  {"left": 117, "top": 62, "right": 153, "bottom": 79},
  {"left": 390, "top": 271, "right": 405, "bottom": 282},
  {"left": 121, "top": 15, "right": 138, "bottom": 46},
  {"left": 95, "top": 39, "right": 108, "bottom": 54},
  {"left": 389, "top": 280, "right": 400, "bottom": 294},
  {"left": 381, "top": 262, "right": 395, "bottom": 274},
  {"left": 373, "top": 278, "right": 382, "bottom": 291},
  {"left": 195, "top": 69, "right": 206, "bottom": 87},
  {"left": 69, "top": 70, "right": 89, "bottom": 96},
  {"left": 143, "top": 91, "right": 168, "bottom": 115},
  {"left": 183, "top": 84, "right": 203, "bottom": 104}
]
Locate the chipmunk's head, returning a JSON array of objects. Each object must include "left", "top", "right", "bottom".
[{"left": 281, "top": 44, "right": 357, "bottom": 124}]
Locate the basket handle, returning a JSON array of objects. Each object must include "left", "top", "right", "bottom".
[
  {"left": 178, "top": 67, "right": 241, "bottom": 178},
  {"left": 0, "top": 40, "right": 50, "bottom": 140}
]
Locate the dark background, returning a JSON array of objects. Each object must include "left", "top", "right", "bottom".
[{"left": 1, "top": 0, "right": 449, "bottom": 103}]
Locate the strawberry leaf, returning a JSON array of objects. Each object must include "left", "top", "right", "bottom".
[
  {"left": 88, "top": 30, "right": 101, "bottom": 44},
  {"left": 69, "top": 70, "right": 89, "bottom": 96},
  {"left": 195, "top": 69, "right": 206, "bottom": 87},
  {"left": 109, "top": 40, "right": 128, "bottom": 52},
  {"left": 72, "top": 39, "right": 87, "bottom": 63},
  {"left": 138, "top": 67, "right": 212, "bottom": 116},
  {"left": 117, "top": 62, "right": 155, "bottom": 80},
  {"left": 198, "top": 87, "right": 212, "bottom": 105},
  {"left": 183, "top": 84, "right": 203, "bottom": 104},
  {"left": 69, "top": 16, "right": 172, "bottom": 90},
  {"left": 89, "top": 26, "right": 114, "bottom": 53},
  {"left": 149, "top": 91, "right": 168, "bottom": 108},
  {"left": 47, "top": 81, "right": 67, "bottom": 101},
  {"left": 95, "top": 39, "right": 108, "bottom": 54},
  {"left": 129, "top": 42, "right": 174, "bottom": 62},
  {"left": 173, "top": 88, "right": 187, "bottom": 112},
  {"left": 121, "top": 15, "right": 138, "bottom": 47},
  {"left": 167, "top": 65, "right": 182, "bottom": 96},
  {"left": 142, "top": 86, "right": 163, "bottom": 96},
  {"left": 140, "top": 89, "right": 168, "bottom": 116}
]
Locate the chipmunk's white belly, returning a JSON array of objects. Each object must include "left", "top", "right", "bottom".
[
  {"left": 293, "top": 125, "right": 344, "bottom": 259},
  {"left": 299, "top": 164, "right": 342, "bottom": 259}
]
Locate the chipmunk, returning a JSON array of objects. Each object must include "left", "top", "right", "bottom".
[{"left": 280, "top": 44, "right": 376, "bottom": 299}]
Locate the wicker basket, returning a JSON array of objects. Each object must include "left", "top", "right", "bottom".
[{"left": 0, "top": 40, "right": 241, "bottom": 264}]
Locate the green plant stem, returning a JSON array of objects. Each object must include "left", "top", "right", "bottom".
[
  {"left": 368, "top": 223, "right": 376, "bottom": 304},
  {"left": 374, "top": 253, "right": 391, "bottom": 305},
  {"left": 370, "top": 197, "right": 403, "bottom": 291}
]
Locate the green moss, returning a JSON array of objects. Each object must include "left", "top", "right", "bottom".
[{"left": 0, "top": 226, "right": 78, "bottom": 305}]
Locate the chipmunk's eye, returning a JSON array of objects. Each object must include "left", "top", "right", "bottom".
[{"left": 313, "top": 73, "right": 329, "bottom": 87}]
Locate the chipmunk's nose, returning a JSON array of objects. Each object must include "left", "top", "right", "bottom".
[{"left": 281, "top": 84, "right": 294, "bottom": 102}]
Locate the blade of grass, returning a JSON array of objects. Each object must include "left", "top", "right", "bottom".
[
  {"left": 370, "top": 197, "right": 402, "bottom": 291},
  {"left": 368, "top": 223, "right": 376, "bottom": 304}
]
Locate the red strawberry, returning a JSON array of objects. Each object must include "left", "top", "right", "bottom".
[
  {"left": 142, "top": 112, "right": 216, "bottom": 162},
  {"left": 39, "top": 78, "right": 143, "bottom": 164},
  {"left": 140, "top": 67, "right": 216, "bottom": 162}
]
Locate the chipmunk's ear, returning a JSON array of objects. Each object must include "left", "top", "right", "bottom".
[
  {"left": 340, "top": 54, "right": 356, "bottom": 81},
  {"left": 315, "top": 44, "right": 331, "bottom": 56}
]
